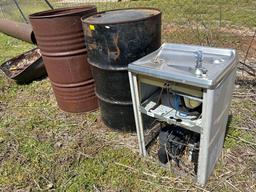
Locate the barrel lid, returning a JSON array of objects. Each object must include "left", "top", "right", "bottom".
[{"left": 82, "top": 8, "right": 161, "bottom": 25}]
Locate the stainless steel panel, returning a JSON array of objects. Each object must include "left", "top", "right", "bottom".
[{"left": 128, "top": 43, "right": 239, "bottom": 88}]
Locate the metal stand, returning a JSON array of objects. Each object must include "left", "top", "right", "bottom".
[
  {"left": 128, "top": 69, "right": 236, "bottom": 186},
  {"left": 129, "top": 72, "right": 147, "bottom": 155}
]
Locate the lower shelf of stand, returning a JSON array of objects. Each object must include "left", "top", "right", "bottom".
[{"left": 140, "top": 97, "right": 202, "bottom": 134}]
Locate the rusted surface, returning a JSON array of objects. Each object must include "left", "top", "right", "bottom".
[
  {"left": 0, "top": 19, "right": 36, "bottom": 44},
  {"left": 0, "top": 48, "right": 46, "bottom": 84},
  {"left": 42, "top": 54, "right": 92, "bottom": 84},
  {"left": 29, "top": 6, "right": 98, "bottom": 113},
  {"left": 82, "top": 8, "right": 161, "bottom": 131},
  {"left": 52, "top": 79, "right": 98, "bottom": 113}
]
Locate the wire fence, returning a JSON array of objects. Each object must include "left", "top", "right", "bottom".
[
  {"left": 0, "top": 0, "right": 134, "bottom": 22},
  {"left": 0, "top": 0, "right": 255, "bottom": 77}
]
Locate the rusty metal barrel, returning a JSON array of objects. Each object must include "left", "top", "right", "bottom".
[
  {"left": 29, "top": 6, "right": 98, "bottom": 113},
  {"left": 82, "top": 8, "right": 161, "bottom": 131}
]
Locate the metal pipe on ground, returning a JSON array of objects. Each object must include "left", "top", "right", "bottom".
[{"left": 0, "top": 19, "right": 36, "bottom": 44}]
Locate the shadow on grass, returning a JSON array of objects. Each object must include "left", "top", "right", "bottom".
[{"left": 225, "top": 114, "right": 233, "bottom": 140}]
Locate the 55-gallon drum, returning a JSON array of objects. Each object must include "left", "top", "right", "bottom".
[
  {"left": 30, "top": 6, "right": 98, "bottom": 113},
  {"left": 82, "top": 8, "right": 161, "bottom": 131}
]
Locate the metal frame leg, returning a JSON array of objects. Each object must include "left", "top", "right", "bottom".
[
  {"left": 128, "top": 72, "right": 147, "bottom": 156},
  {"left": 197, "top": 89, "right": 211, "bottom": 186},
  {"left": 197, "top": 70, "right": 237, "bottom": 186}
]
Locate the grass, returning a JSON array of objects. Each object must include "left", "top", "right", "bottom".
[
  {"left": 0, "top": 0, "right": 256, "bottom": 191},
  {"left": 2, "top": 0, "right": 256, "bottom": 28},
  {"left": 0, "top": 34, "right": 34, "bottom": 63}
]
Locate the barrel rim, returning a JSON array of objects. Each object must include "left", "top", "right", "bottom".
[
  {"left": 29, "top": 5, "right": 96, "bottom": 19},
  {"left": 81, "top": 7, "right": 162, "bottom": 25},
  {"left": 41, "top": 48, "right": 87, "bottom": 57}
]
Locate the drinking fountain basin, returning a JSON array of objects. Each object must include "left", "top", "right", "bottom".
[{"left": 129, "top": 43, "right": 238, "bottom": 89}]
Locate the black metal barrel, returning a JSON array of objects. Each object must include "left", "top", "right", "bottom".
[{"left": 82, "top": 8, "right": 161, "bottom": 131}]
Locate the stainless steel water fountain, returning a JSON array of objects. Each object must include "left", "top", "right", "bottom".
[{"left": 128, "top": 43, "right": 238, "bottom": 186}]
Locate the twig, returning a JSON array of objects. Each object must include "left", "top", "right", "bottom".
[
  {"left": 218, "top": 171, "right": 232, "bottom": 178},
  {"left": 249, "top": 99, "right": 256, "bottom": 104},
  {"left": 237, "top": 67, "right": 255, "bottom": 77},
  {"left": 196, "top": 22, "right": 202, "bottom": 45},
  {"left": 225, "top": 180, "right": 243, "bottom": 192},
  {"left": 227, "top": 135, "right": 256, "bottom": 146},
  {"left": 115, "top": 162, "right": 178, "bottom": 182},
  {"left": 201, "top": 20, "right": 211, "bottom": 46},
  {"left": 192, "top": 184, "right": 210, "bottom": 192},
  {"left": 115, "top": 162, "right": 158, "bottom": 178},
  {"left": 93, "top": 185, "right": 101, "bottom": 192},
  {"left": 219, "top": 4, "right": 222, "bottom": 28},
  {"left": 241, "top": 29, "right": 256, "bottom": 77},
  {"left": 140, "top": 179, "right": 193, "bottom": 191},
  {"left": 60, "top": 173, "right": 77, "bottom": 191},
  {"left": 243, "top": 29, "right": 256, "bottom": 65},
  {"left": 238, "top": 62, "right": 256, "bottom": 77},
  {"left": 233, "top": 93, "right": 256, "bottom": 98},
  {"left": 77, "top": 151, "right": 94, "bottom": 159},
  {"left": 233, "top": 126, "right": 256, "bottom": 132},
  {"left": 239, "top": 61, "right": 256, "bottom": 73},
  {"left": 233, "top": 91, "right": 255, "bottom": 95},
  {"left": 33, "top": 178, "right": 43, "bottom": 191}
]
